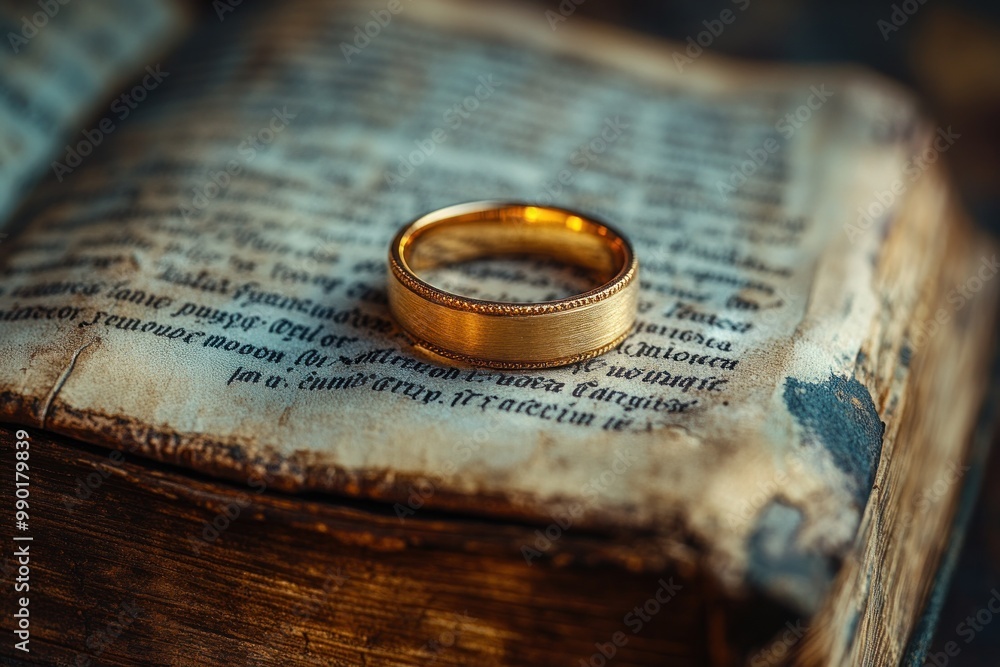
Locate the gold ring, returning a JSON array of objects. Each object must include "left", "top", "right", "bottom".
[{"left": 387, "top": 201, "right": 639, "bottom": 369}]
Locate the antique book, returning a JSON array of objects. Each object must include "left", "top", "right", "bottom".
[{"left": 0, "top": 0, "right": 997, "bottom": 665}]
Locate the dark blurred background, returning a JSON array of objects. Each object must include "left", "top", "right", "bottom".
[
  {"left": 547, "top": 0, "right": 1000, "bottom": 228},
  {"left": 534, "top": 0, "right": 1000, "bottom": 229}
]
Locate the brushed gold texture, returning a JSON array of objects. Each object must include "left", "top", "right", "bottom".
[{"left": 387, "top": 202, "right": 639, "bottom": 369}]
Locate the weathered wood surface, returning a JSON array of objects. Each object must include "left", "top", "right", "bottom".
[{"left": 0, "top": 425, "right": 766, "bottom": 666}]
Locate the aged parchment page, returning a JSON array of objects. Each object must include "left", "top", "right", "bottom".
[
  {"left": 0, "top": 0, "right": 931, "bottom": 613},
  {"left": 0, "top": 0, "right": 186, "bottom": 223}
]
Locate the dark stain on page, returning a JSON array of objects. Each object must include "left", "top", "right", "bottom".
[
  {"left": 783, "top": 374, "right": 885, "bottom": 504},
  {"left": 746, "top": 500, "right": 836, "bottom": 615}
]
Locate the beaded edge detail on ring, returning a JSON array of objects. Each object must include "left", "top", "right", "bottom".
[
  {"left": 387, "top": 254, "right": 638, "bottom": 316},
  {"left": 401, "top": 326, "right": 635, "bottom": 369}
]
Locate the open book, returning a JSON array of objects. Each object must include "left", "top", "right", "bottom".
[{"left": 1, "top": 0, "right": 997, "bottom": 665}]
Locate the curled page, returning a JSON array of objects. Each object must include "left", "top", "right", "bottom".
[{"left": 0, "top": 0, "right": 187, "bottom": 223}]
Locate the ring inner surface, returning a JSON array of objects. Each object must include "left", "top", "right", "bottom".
[{"left": 401, "top": 207, "right": 628, "bottom": 294}]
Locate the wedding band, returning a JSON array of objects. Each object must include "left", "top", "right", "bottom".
[{"left": 387, "top": 201, "right": 639, "bottom": 369}]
